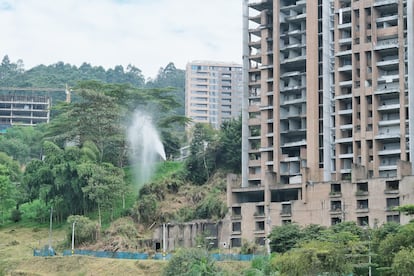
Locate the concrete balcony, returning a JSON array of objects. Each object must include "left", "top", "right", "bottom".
[
  {"left": 338, "top": 109, "right": 353, "bottom": 115},
  {"left": 282, "top": 140, "right": 307, "bottom": 147},
  {"left": 337, "top": 22, "right": 352, "bottom": 30},
  {"left": 374, "top": 0, "right": 399, "bottom": 6},
  {"left": 280, "top": 85, "right": 305, "bottom": 92},
  {"left": 339, "top": 153, "right": 353, "bottom": 159},
  {"left": 377, "top": 103, "right": 400, "bottom": 111},
  {"left": 340, "top": 168, "right": 352, "bottom": 174},
  {"left": 335, "top": 93, "right": 352, "bottom": 100},
  {"left": 374, "top": 86, "right": 399, "bottom": 95},
  {"left": 248, "top": 0, "right": 272, "bottom": 12},
  {"left": 280, "top": 156, "right": 300, "bottom": 162},
  {"left": 285, "top": 13, "right": 306, "bottom": 22},
  {"left": 335, "top": 137, "right": 353, "bottom": 143},
  {"left": 356, "top": 208, "right": 369, "bottom": 213},
  {"left": 379, "top": 165, "right": 398, "bottom": 171},
  {"left": 280, "top": 55, "right": 306, "bottom": 64},
  {"left": 338, "top": 37, "right": 352, "bottom": 45},
  {"left": 377, "top": 59, "right": 399, "bottom": 69},
  {"left": 329, "top": 192, "right": 342, "bottom": 198},
  {"left": 374, "top": 38, "right": 399, "bottom": 50},
  {"left": 338, "top": 65, "right": 352, "bottom": 72},
  {"left": 384, "top": 189, "right": 399, "bottom": 195},
  {"left": 280, "top": 43, "right": 305, "bottom": 52},
  {"left": 339, "top": 80, "right": 352, "bottom": 87},
  {"left": 282, "top": 97, "right": 306, "bottom": 105},
  {"left": 378, "top": 148, "right": 401, "bottom": 155},
  {"left": 375, "top": 133, "right": 400, "bottom": 140},
  {"left": 339, "top": 124, "right": 353, "bottom": 130},
  {"left": 378, "top": 119, "right": 400, "bottom": 126},
  {"left": 376, "top": 15, "right": 398, "bottom": 24},
  {"left": 280, "top": 71, "right": 303, "bottom": 78},
  {"left": 336, "top": 49, "right": 352, "bottom": 57},
  {"left": 330, "top": 209, "right": 342, "bottom": 215},
  {"left": 259, "top": 146, "right": 274, "bottom": 152}
]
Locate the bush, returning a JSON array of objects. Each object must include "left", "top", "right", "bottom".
[
  {"left": 162, "top": 248, "right": 221, "bottom": 276},
  {"left": 243, "top": 256, "right": 277, "bottom": 276},
  {"left": 20, "top": 199, "right": 49, "bottom": 223},
  {"left": 106, "top": 217, "right": 137, "bottom": 239},
  {"left": 66, "top": 215, "right": 98, "bottom": 246},
  {"left": 131, "top": 194, "right": 158, "bottom": 225},
  {"left": 10, "top": 208, "right": 22, "bottom": 223}
]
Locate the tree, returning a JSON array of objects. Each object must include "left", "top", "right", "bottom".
[
  {"left": 0, "top": 164, "right": 16, "bottom": 224},
  {"left": 274, "top": 240, "right": 353, "bottom": 276},
  {"left": 146, "top": 62, "right": 185, "bottom": 116},
  {"left": 185, "top": 123, "right": 218, "bottom": 185},
  {"left": 131, "top": 194, "right": 159, "bottom": 225},
  {"left": 79, "top": 162, "right": 125, "bottom": 227},
  {"left": 391, "top": 247, "right": 414, "bottom": 276},
  {"left": 194, "top": 189, "right": 227, "bottom": 220},
  {"left": 268, "top": 223, "right": 302, "bottom": 253},
  {"left": 0, "top": 125, "right": 44, "bottom": 164},
  {"left": 377, "top": 222, "right": 414, "bottom": 268},
  {"left": 216, "top": 117, "right": 242, "bottom": 173},
  {"left": 395, "top": 204, "right": 414, "bottom": 215},
  {"left": 46, "top": 88, "right": 123, "bottom": 164}
]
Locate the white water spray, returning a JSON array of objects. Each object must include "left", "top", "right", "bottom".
[{"left": 127, "top": 110, "right": 166, "bottom": 186}]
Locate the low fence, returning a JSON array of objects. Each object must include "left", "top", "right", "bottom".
[
  {"left": 62, "top": 249, "right": 149, "bottom": 260},
  {"left": 33, "top": 247, "right": 56, "bottom": 257},
  {"left": 34, "top": 249, "right": 256, "bottom": 261}
]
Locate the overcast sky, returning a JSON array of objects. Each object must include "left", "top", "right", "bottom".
[{"left": 0, "top": 0, "right": 242, "bottom": 79}]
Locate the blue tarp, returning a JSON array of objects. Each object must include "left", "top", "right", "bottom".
[
  {"left": 42, "top": 249, "right": 256, "bottom": 261},
  {"left": 33, "top": 247, "right": 56, "bottom": 257},
  {"left": 211, "top": 253, "right": 254, "bottom": 261},
  {"left": 62, "top": 249, "right": 149, "bottom": 259}
]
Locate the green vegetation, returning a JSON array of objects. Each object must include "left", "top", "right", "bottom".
[
  {"left": 162, "top": 248, "right": 222, "bottom": 276},
  {"left": 4, "top": 55, "right": 414, "bottom": 276}
]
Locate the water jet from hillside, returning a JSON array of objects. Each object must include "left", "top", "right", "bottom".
[{"left": 127, "top": 110, "right": 166, "bottom": 188}]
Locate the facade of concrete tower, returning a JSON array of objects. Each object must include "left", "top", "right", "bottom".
[
  {"left": 185, "top": 61, "right": 243, "bottom": 130},
  {"left": 228, "top": 0, "right": 414, "bottom": 247}
]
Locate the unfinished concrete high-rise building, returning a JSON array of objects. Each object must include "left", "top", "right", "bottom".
[
  {"left": 228, "top": 0, "right": 414, "bottom": 248},
  {"left": 185, "top": 61, "right": 243, "bottom": 130}
]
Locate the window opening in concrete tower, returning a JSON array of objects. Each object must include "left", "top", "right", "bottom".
[
  {"left": 385, "top": 180, "right": 399, "bottom": 192},
  {"left": 271, "top": 189, "right": 300, "bottom": 202}
]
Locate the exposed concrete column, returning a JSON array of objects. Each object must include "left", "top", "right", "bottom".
[
  {"left": 408, "top": 0, "right": 414, "bottom": 172},
  {"left": 242, "top": 0, "right": 250, "bottom": 188},
  {"left": 322, "top": 0, "right": 333, "bottom": 181}
]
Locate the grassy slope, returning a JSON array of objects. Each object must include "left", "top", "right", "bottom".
[
  {"left": 0, "top": 226, "right": 248, "bottom": 276},
  {"left": 0, "top": 225, "right": 165, "bottom": 275},
  {"left": 0, "top": 162, "right": 248, "bottom": 275}
]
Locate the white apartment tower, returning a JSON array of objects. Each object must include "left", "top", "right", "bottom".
[{"left": 185, "top": 61, "right": 243, "bottom": 129}]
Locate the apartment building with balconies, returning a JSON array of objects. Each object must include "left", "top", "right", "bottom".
[
  {"left": 0, "top": 93, "right": 50, "bottom": 131},
  {"left": 228, "top": 0, "right": 414, "bottom": 248},
  {"left": 185, "top": 61, "right": 243, "bottom": 130}
]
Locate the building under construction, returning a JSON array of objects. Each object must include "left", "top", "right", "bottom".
[
  {"left": 228, "top": 0, "right": 414, "bottom": 248},
  {"left": 0, "top": 87, "right": 70, "bottom": 132}
]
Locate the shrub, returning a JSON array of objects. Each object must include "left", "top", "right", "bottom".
[
  {"left": 131, "top": 194, "right": 158, "bottom": 225},
  {"left": 162, "top": 248, "right": 221, "bottom": 276},
  {"left": 20, "top": 199, "right": 49, "bottom": 223},
  {"left": 66, "top": 215, "right": 98, "bottom": 246},
  {"left": 10, "top": 208, "right": 22, "bottom": 223}
]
